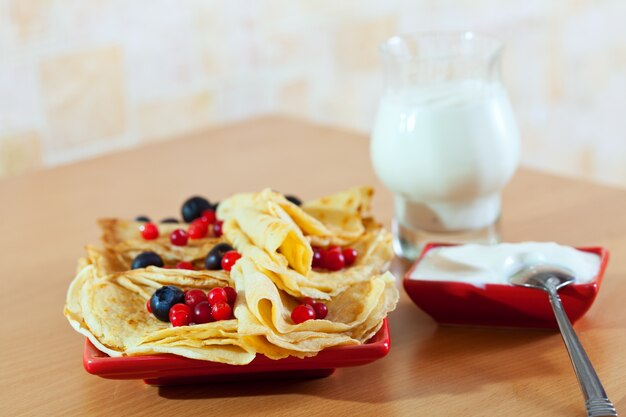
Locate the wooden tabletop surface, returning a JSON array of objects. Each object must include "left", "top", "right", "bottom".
[{"left": 1, "top": 116, "right": 624, "bottom": 416}]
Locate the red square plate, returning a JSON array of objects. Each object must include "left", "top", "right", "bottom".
[
  {"left": 83, "top": 319, "right": 390, "bottom": 386},
  {"left": 403, "top": 243, "right": 609, "bottom": 329}
]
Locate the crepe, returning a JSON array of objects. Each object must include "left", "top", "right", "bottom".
[
  {"left": 302, "top": 186, "right": 374, "bottom": 245},
  {"left": 217, "top": 191, "right": 321, "bottom": 275},
  {"left": 224, "top": 219, "right": 392, "bottom": 299},
  {"left": 217, "top": 187, "right": 373, "bottom": 247},
  {"left": 64, "top": 186, "right": 398, "bottom": 364},
  {"left": 99, "top": 218, "right": 223, "bottom": 269},
  {"left": 65, "top": 251, "right": 255, "bottom": 364},
  {"left": 230, "top": 258, "right": 398, "bottom": 359},
  {"left": 218, "top": 187, "right": 393, "bottom": 299}
]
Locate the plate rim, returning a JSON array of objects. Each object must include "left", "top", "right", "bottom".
[{"left": 83, "top": 318, "right": 391, "bottom": 379}]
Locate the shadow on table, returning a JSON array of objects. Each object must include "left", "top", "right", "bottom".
[
  {"left": 158, "top": 375, "right": 340, "bottom": 399},
  {"left": 156, "top": 332, "right": 397, "bottom": 402},
  {"left": 157, "top": 360, "right": 395, "bottom": 405}
]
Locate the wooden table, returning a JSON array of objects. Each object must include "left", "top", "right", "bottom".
[{"left": 1, "top": 116, "right": 624, "bottom": 416}]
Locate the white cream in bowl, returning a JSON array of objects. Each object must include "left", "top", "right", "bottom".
[{"left": 409, "top": 242, "right": 601, "bottom": 286}]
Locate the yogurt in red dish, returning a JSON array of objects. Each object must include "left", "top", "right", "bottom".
[{"left": 408, "top": 242, "right": 601, "bottom": 286}]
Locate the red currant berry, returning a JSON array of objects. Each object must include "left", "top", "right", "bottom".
[
  {"left": 212, "top": 221, "right": 224, "bottom": 237},
  {"left": 312, "top": 247, "right": 324, "bottom": 268},
  {"left": 211, "top": 302, "right": 232, "bottom": 321},
  {"left": 221, "top": 250, "right": 241, "bottom": 271},
  {"left": 323, "top": 249, "right": 345, "bottom": 271},
  {"left": 140, "top": 223, "right": 159, "bottom": 240},
  {"left": 146, "top": 298, "right": 152, "bottom": 313},
  {"left": 169, "top": 303, "right": 191, "bottom": 326},
  {"left": 184, "top": 289, "right": 207, "bottom": 309},
  {"left": 223, "top": 286, "right": 237, "bottom": 305},
  {"left": 342, "top": 248, "right": 358, "bottom": 266},
  {"left": 170, "top": 229, "right": 188, "bottom": 246},
  {"left": 170, "top": 303, "right": 190, "bottom": 314},
  {"left": 201, "top": 209, "right": 216, "bottom": 224},
  {"left": 301, "top": 297, "right": 316, "bottom": 306},
  {"left": 193, "top": 301, "right": 213, "bottom": 324},
  {"left": 327, "top": 245, "right": 342, "bottom": 253},
  {"left": 207, "top": 287, "right": 228, "bottom": 306},
  {"left": 175, "top": 261, "right": 195, "bottom": 270},
  {"left": 191, "top": 218, "right": 205, "bottom": 226},
  {"left": 188, "top": 219, "right": 208, "bottom": 239},
  {"left": 312, "top": 302, "right": 328, "bottom": 319},
  {"left": 291, "top": 304, "right": 316, "bottom": 324}
]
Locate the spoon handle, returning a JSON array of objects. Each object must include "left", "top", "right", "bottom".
[{"left": 547, "top": 289, "right": 618, "bottom": 417}]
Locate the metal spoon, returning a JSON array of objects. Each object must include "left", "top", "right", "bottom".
[{"left": 509, "top": 264, "right": 618, "bottom": 417}]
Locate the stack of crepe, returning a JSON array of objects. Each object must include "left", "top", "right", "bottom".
[{"left": 64, "top": 187, "right": 398, "bottom": 365}]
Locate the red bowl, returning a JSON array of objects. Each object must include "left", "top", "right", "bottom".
[
  {"left": 83, "top": 318, "right": 390, "bottom": 386},
  {"left": 403, "top": 243, "right": 609, "bottom": 329}
]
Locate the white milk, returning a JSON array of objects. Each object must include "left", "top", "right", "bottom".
[
  {"left": 371, "top": 80, "right": 520, "bottom": 232},
  {"left": 409, "top": 242, "right": 601, "bottom": 285}
]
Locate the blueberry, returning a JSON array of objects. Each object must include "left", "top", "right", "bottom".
[
  {"left": 285, "top": 195, "right": 302, "bottom": 206},
  {"left": 131, "top": 251, "right": 164, "bottom": 269},
  {"left": 135, "top": 215, "right": 151, "bottom": 222},
  {"left": 160, "top": 217, "right": 179, "bottom": 224},
  {"left": 205, "top": 243, "right": 234, "bottom": 270},
  {"left": 182, "top": 196, "right": 211, "bottom": 223},
  {"left": 211, "top": 201, "right": 220, "bottom": 212},
  {"left": 150, "top": 286, "right": 185, "bottom": 322}
]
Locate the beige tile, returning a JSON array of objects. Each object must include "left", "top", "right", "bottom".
[
  {"left": 136, "top": 91, "right": 214, "bottom": 142},
  {"left": 39, "top": 45, "right": 127, "bottom": 151},
  {"left": 8, "top": 0, "right": 52, "bottom": 41},
  {"left": 335, "top": 16, "right": 397, "bottom": 71},
  {"left": 123, "top": 2, "right": 203, "bottom": 101},
  {"left": 323, "top": 82, "right": 361, "bottom": 131},
  {"left": 0, "top": 131, "right": 42, "bottom": 178},
  {"left": 278, "top": 79, "right": 310, "bottom": 117},
  {"left": 545, "top": 18, "right": 565, "bottom": 103},
  {"left": 259, "top": 0, "right": 364, "bottom": 22},
  {"left": 578, "top": 147, "right": 595, "bottom": 178},
  {"left": 264, "top": 33, "right": 303, "bottom": 67},
  {"left": 191, "top": 2, "right": 241, "bottom": 77},
  {"left": 0, "top": 61, "right": 39, "bottom": 131}
]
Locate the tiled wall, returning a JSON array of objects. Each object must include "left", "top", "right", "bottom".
[{"left": 1, "top": 0, "right": 625, "bottom": 187}]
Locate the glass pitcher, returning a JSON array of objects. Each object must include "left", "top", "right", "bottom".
[{"left": 371, "top": 32, "right": 520, "bottom": 260}]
